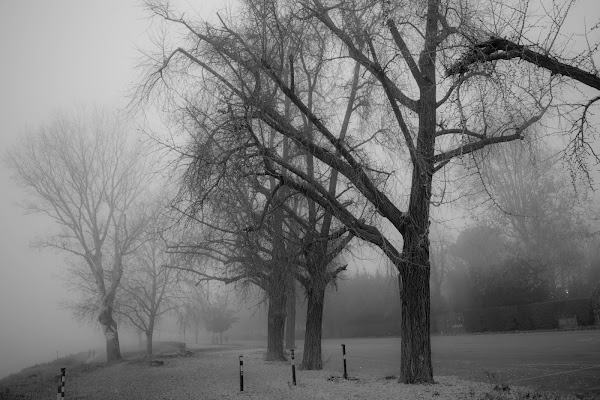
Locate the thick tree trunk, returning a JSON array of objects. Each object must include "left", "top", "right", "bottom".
[
  {"left": 145, "top": 330, "right": 153, "bottom": 356},
  {"left": 301, "top": 283, "right": 326, "bottom": 370},
  {"left": 392, "top": 0, "right": 437, "bottom": 383},
  {"left": 266, "top": 188, "right": 288, "bottom": 361},
  {"left": 398, "top": 234, "right": 432, "bottom": 383},
  {"left": 98, "top": 305, "right": 121, "bottom": 362},
  {"left": 266, "top": 283, "right": 287, "bottom": 361},
  {"left": 285, "top": 280, "right": 296, "bottom": 349}
]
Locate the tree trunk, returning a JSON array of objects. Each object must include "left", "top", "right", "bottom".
[
  {"left": 285, "top": 279, "right": 296, "bottom": 349},
  {"left": 145, "top": 330, "right": 153, "bottom": 356},
  {"left": 98, "top": 305, "right": 121, "bottom": 362},
  {"left": 397, "top": 227, "right": 433, "bottom": 383},
  {"left": 266, "top": 283, "right": 287, "bottom": 361},
  {"left": 301, "top": 282, "right": 326, "bottom": 370},
  {"left": 392, "top": 0, "right": 437, "bottom": 383},
  {"left": 266, "top": 187, "right": 288, "bottom": 361}
]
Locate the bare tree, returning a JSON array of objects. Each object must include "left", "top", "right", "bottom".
[
  {"left": 142, "top": 51, "right": 355, "bottom": 363},
  {"left": 200, "top": 293, "right": 239, "bottom": 345},
  {"left": 165, "top": 173, "right": 296, "bottom": 360},
  {"left": 133, "top": 0, "right": 589, "bottom": 383},
  {"left": 4, "top": 108, "right": 150, "bottom": 362},
  {"left": 178, "top": 284, "right": 207, "bottom": 344},
  {"left": 117, "top": 217, "right": 184, "bottom": 356}
]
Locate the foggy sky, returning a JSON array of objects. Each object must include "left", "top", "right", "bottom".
[
  {"left": 0, "top": 0, "right": 223, "bottom": 379},
  {"left": 0, "top": 0, "right": 597, "bottom": 380}
]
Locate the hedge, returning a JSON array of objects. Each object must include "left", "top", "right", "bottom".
[{"left": 459, "top": 297, "right": 594, "bottom": 332}]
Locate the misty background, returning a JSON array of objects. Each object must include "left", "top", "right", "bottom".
[
  {"left": 1, "top": 0, "right": 598, "bottom": 381},
  {"left": 0, "top": 0, "right": 223, "bottom": 378}
]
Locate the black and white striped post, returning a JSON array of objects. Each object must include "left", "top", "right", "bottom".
[
  {"left": 56, "top": 367, "right": 65, "bottom": 399},
  {"left": 342, "top": 344, "right": 348, "bottom": 379},
  {"left": 239, "top": 355, "right": 244, "bottom": 392},
  {"left": 290, "top": 349, "right": 297, "bottom": 386}
]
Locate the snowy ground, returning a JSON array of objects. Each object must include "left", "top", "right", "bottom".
[
  {"left": 66, "top": 349, "right": 518, "bottom": 399},
  {"left": 4, "top": 332, "right": 598, "bottom": 399},
  {"left": 63, "top": 345, "right": 595, "bottom": 400}
]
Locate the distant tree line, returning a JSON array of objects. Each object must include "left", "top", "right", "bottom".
[{"left": 437, "top": 142, "right": 600, "bottom": 313}]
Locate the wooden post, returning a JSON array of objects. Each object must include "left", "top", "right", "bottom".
[
  {"left": 56, "top": 367, "right": 65, "bottom": 399},
  {"left": 342, "top": 344, "right": 348, "bottom": 379},
  {"left": 291, "top": 349, "right": 297, "bottom": 385},
  {"left": 239, "top": 355, "right": 244, "bottom": 391}
]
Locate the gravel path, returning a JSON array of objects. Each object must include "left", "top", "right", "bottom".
[{"left": 65, "top": 348, "right": 587, "bottom": 400}]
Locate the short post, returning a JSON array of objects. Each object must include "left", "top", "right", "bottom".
[
  {"left": 239, "top": 355, "right": 244, "bottom": 392},
  {"left": 290, "top": 349, "right": 297, "bottom": 386},
  {"left": 342, "top": 344, "right": 348, "bottom": 379},
  {"left": 56, "top": 367, "right": 65, "bottom": 399}
]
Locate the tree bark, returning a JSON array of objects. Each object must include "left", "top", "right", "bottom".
[
  {"left": 398, "top": 230, "right": 433, "bottom": 383},
  {"left": 301, "top": 281, "right": 326, "bottom": 370},
  {"left": 285, "top": 279, "right": 296, "bottom": 349},
  {"left": 98, "top": 302, "right": 122, "bottom": 362},
  {"left": 266, "top": 281, "right": 287, "bottom": 361},
  {"left": 145, "top": 330, "right": 153, "bottom": 356},
  {"left": 265, "top": 187, "right": 289, "bottom": 361}
]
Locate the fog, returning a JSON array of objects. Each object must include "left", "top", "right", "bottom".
[
  {"left": 0, "top": 0, "right": 218, "bottom": 379},
  {"left": 0, "top": 0, "right": 598, "bottom": 383}
]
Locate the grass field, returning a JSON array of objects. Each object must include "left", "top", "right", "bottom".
[{"left": 316, "top": 330, "right": 600, "bottom": 395}]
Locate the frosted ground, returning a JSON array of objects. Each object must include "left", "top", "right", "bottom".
[{"left": 2, "top": 331, "right": 598, "bottom": 399}]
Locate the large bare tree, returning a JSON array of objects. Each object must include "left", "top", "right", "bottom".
[
  {"left": 5, "top": 108, "right": 150, "bottom": 361},
  {"left": 135, "top": 0, "right": 593, "bottom": 382}
]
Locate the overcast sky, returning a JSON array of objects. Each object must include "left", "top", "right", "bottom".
[{"left": 0, "top": 0, "right": 598, "bottom": 380}]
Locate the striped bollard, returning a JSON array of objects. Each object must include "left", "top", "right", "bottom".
[
  {"left": 290, "top": 349, "right": 297, "bottom": 385},
  {"left": 342, "top": 344, "right": 348, "bottom": 379},
  {"left": 239, "top": 355, "right": 244, "bottom": 392},
  {"left": 56, "top": 367, "right": 65, "bottom": 399}
]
